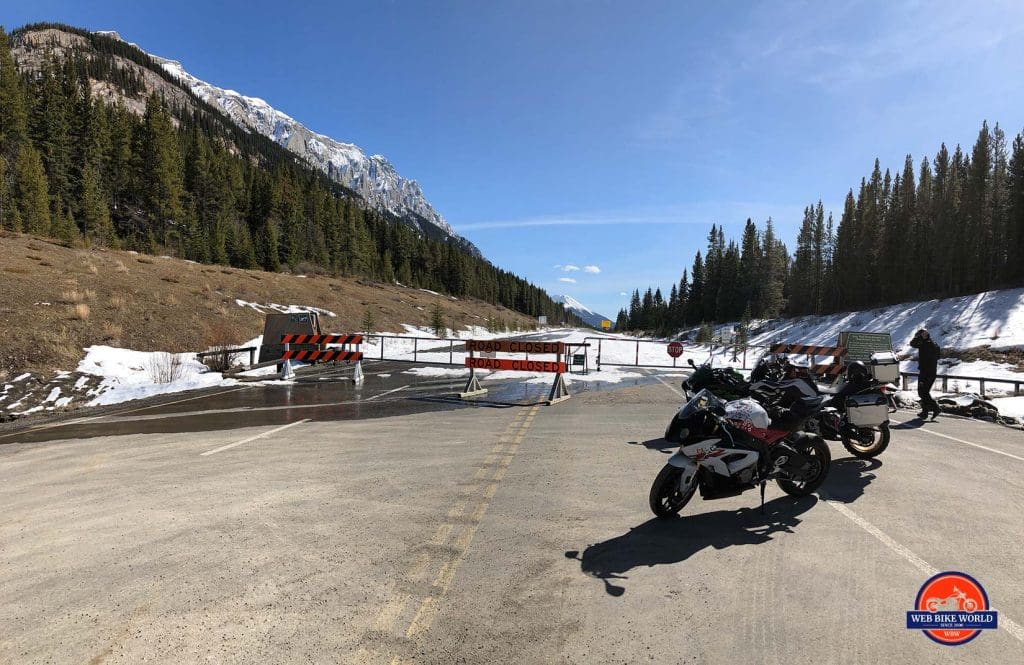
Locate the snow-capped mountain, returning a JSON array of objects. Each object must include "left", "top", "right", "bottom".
[
  {"left": 92, "top": 31, "right": 473, "bottom": 253},
  {"left": 554, "top": 295, "right": 612, "bottom": 329}
]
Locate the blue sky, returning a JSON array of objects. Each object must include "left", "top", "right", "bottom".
[{"left": 5, "top": 1, "right": 1024, "bottom": 318}]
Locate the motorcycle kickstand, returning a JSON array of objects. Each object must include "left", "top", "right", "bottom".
[{"left": 759, "top": 480, "right": 766, "bottom": 514}]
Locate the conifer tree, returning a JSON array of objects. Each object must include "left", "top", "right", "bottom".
[{"left": 13, "top": 144, "right": 50, "bottom": 235}]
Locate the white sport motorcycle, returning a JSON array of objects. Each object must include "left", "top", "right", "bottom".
[{"left": 650, "top": 389, "right": 831, "bottom": 518}]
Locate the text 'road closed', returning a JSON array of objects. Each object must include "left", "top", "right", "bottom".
[{"left": 465, "top": 357, "right": 567, "bottom": 373}]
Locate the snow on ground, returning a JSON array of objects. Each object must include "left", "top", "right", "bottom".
[
  {"left": 992, "top": 396, "right": 1024, "bottom": 418},
  {"left": 234, "top": 299, "right": 337, "bottom": 317},
  {"left": 744, "top": 287, "right": 1024, "bottom": 352},
  {"left": 75, "top": 346, "right": 238, "bottom": 407}
]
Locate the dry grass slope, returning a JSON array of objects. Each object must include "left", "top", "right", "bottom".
[{"left": 0, "top": 231, "right": 537, "bottom": 378}]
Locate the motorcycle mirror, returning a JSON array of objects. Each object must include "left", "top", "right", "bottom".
[{"left": 687, "top": 358, "right": 696, "bottom": 368}]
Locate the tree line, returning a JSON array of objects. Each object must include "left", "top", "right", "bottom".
[
  {"left": 618, "top": 120, "right": 1024, "bottom": 334},
  {"left": 0, "top": 25, "right": 580, "bottom": 326}
]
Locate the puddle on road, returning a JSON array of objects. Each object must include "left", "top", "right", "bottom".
[{"left": 0, "top": 365, "right": 688, "bottom": 445}]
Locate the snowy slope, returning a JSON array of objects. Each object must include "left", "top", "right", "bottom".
[
  {"left": 88, "top": 31, "right": 470, "bottom": 251},
  {"left": 554, "top": 295, "right": 611, "bottom": 329},
  {"left": 743, "top": 287, "right": 1024, "bottom": 352}
]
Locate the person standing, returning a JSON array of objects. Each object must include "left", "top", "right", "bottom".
[{"left": 907, "top": 329, "right": 941, "bottom": 419}]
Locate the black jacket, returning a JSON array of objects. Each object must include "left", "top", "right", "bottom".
[{"left": 910, "top": 336, "right": 940, "bottom": 376}]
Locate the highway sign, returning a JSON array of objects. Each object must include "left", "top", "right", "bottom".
[
  {"left": 601, "top": 320, "right": 612, "bottom": 330},
  {"left": 667, "top": 341, "right": 684, "bottom": 358}
]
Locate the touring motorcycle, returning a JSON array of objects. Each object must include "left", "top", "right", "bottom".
[
  {"left": 683, "top": 353, "right": 894, "bottom": 459},
  {"left": 650, "top": 389, "right": 831, "bottom": 518}
]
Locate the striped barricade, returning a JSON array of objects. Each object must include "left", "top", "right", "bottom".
[
  {"left": 280, "top": 334, "right": 364, "bottom": 384},
  {"left": 769, "top": 343, "right": 846, "bottom": 378}
]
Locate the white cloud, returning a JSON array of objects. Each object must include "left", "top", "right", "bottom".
[
  {"left": 558, "top": 277, "right": 577, "bottom": 284},
  {"left": 583, "top": 265, "right": 601, "bottom": 274},
  {"left": 563, "top": 264, "right": 580, "bottom": 272},
  {"left": 619, "top": 292, "right": 628, "bottom": 296}
]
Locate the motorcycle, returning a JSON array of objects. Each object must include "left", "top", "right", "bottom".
[
  {"left": 650, "top": 388, "right": 831, "bottom": 519},
  {"left": 684, "top": 353, "right": 894, "bottom": 459},
  {"left": 925, "top": 586, "right": 979, "bottom": 613}
]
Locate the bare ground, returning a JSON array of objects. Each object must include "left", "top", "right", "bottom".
[{"left": 0, "top": 230, "right": 537, "bottom": 380}]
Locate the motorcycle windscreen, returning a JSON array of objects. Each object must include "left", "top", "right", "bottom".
[{"left": 677, "top": 389, "right": 729, "bottom": 421}]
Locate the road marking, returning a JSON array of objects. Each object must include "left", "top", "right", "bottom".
[
  {"left": 0, "top": 386, "right": 249, "bottom": 441},
  {"left": 653, "top": 373, "right": 684, "bottom": 397},
  {"left": 199, "top": 419, "right": 310, "bottom": 456},
  {"left": 363, "top": 385, "right": 410, "bottom": 401},
  {"left": 892, "top": 418, "right": 1024, "bottom": 463},
  {"left": 823, "top": 496, "right": 1024, "bottom": 643},
  {"left": 390, "top": 403, "right": 541, "bottom": 645}
]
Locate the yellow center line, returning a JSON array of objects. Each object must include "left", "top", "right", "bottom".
[{"left": 355, "top": 404, "right": 541, "bottom": 662}]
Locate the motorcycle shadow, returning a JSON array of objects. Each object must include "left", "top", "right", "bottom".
[
  {"left": 564, "top": 495, "right": 817, "bottom": 597},
  {"left": 819, "top": 456, "right": 881, "bottom": 504},
  {"left": 627, "top": 437, "right": 676, "bottom": 453}
]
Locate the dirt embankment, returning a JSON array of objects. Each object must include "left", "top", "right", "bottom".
[{"left": 0, "top": 231, "right": 536, "bottom": 379}]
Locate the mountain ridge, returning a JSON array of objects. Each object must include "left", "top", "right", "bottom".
[
  {"left": 554, "top": 294, "right": 611, "bottom": 329},
  {"left": 13, "top": 25, "right": 477, "bottom": 255}
]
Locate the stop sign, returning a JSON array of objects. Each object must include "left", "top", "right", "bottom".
[{"left": 667, "top": 341, "right": 684, "bottom": 358}]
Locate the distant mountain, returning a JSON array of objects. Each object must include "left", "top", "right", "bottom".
[
  {"left": 12, "top": 26, "right": 477, "bottom": 255},
  {"left": 554, "top": 295, "right": 611, "bottom": 329}
]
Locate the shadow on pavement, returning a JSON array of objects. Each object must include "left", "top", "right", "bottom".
[
  {"left": 627, "top": 438, "right": 676, "bottom": 453},
  {"left": 820, "top": 456, "right": 881, "bottom": 504},
  {"left": 564, "top": 494, "right": 818, "bottom": 596}
]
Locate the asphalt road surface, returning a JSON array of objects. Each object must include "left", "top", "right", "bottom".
[{"left": 2, "top": 367, "right": 1023, "bottom": 664}]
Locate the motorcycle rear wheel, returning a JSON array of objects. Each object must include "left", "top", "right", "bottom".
[
  {"left": 776, "top": 434, "right": 831, "bottom": 496},
  {"left": 649, "top": 464, "right": 697, "bottom": 518},
  {"left": 841, "top": 423, "right": 890, "bottom": 458}
]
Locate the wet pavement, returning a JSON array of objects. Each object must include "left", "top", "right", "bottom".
[{"left": 0, "top": 361, "right": 674, "bottom": 445}]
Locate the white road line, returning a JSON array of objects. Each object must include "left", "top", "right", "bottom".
[
  {"left": 653, "top": 373, "right": 684, "bottom": 398},
  {"left": 891, "top": 418, "right": 1024, "bottom": 463},
  {"left": 200, "top": 419, "right": 310, "bottom": 456},
  {"left": 363, "top": 385, "right": 410, "bottom": 401},
  {"left": 823, "top": 497, "right": 1024, "bottom": 643}
]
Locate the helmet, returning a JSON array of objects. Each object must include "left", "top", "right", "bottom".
[{"left": 846, "top": 360, "right": 869, "bottom": 381}]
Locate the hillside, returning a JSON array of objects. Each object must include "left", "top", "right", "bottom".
[
  {"left": 1, "top": 24, "right": 576, "bottom": 327},
  {"left": 0, "top": 230, "right": 537, "bottom": 378}
]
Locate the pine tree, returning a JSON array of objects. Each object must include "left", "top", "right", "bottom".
[
  {"left": 13, "top": 144, "right": 51, "bottom": 235},
  {"left": 79, "top": 162, "right": 115, "bottom": 244},
  {"left": 0, "top": 27, "right": 29, "bottom": 229},
  {"left": 688, "top": 251, "right": 704, "bottom": 325},
  {"left": 140, "top": 95, "right": 185, "bottom": 246},
  {"left": 1008, "top": 134, "right": 1024, "bottom": 284},
  {"left": 759, "top": 218, "right": 786, "bottom": 318}
]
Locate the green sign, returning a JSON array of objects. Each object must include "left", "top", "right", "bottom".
[
  {"left": 572, "top": 353, "right": 586, "bottom": 365},
  {"left": 839, "top": 331, "right": 893, "bottom": 362}
]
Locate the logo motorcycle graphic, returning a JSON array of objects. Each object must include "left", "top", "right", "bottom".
[{"left": 906, "top": 571, "right": 998, "bottom": 645}]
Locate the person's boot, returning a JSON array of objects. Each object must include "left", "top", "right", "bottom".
[{"left": 917, "top": 410, "right": 928, "bottom": 418}]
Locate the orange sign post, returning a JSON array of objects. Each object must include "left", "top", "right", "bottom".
[{"left": 461, "top": 339, "right": 572, "bottom": 404}]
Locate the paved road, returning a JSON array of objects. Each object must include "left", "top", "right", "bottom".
[{"left": 1, "top": 371, "right": 1022, "bottom": 664}]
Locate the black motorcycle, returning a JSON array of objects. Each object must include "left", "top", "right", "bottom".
[{"left": 683, "top": 354, "right": 893, "bottom": 459}]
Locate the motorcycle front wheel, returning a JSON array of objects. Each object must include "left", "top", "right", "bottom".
[
  {"left": 841, "top": 423, "right": 890, "bottom": 458},
  {"left": 649, "top": 464, "right": 697, "bottom": 518},
  {"left": 776, "top": 433, "right": 831, "bottom": 496}
]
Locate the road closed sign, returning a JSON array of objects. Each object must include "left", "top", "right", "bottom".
[
  {"left": 667, "top": 341, "right": 684, "bottom": 358},
  {"left": 466, "top": 357, "right": 566, "bottom": 373}
]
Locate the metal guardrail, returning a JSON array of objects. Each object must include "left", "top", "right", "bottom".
[
  {"left": 900, "top": 371, "right": 1023, "bottom": 398},
  {"left": 584, "top": 336, "right": 772, "bottom": 371},
  {"left": 196, "top": 346, "right": 257, "bottom": 367}
]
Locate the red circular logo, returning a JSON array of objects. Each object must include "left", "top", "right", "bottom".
[
  {"left": 913, "top": 572, "right": 990, "bottom": 645},
  {"left": 667, "top": 341, "right": 684, "bottom": 358}
]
